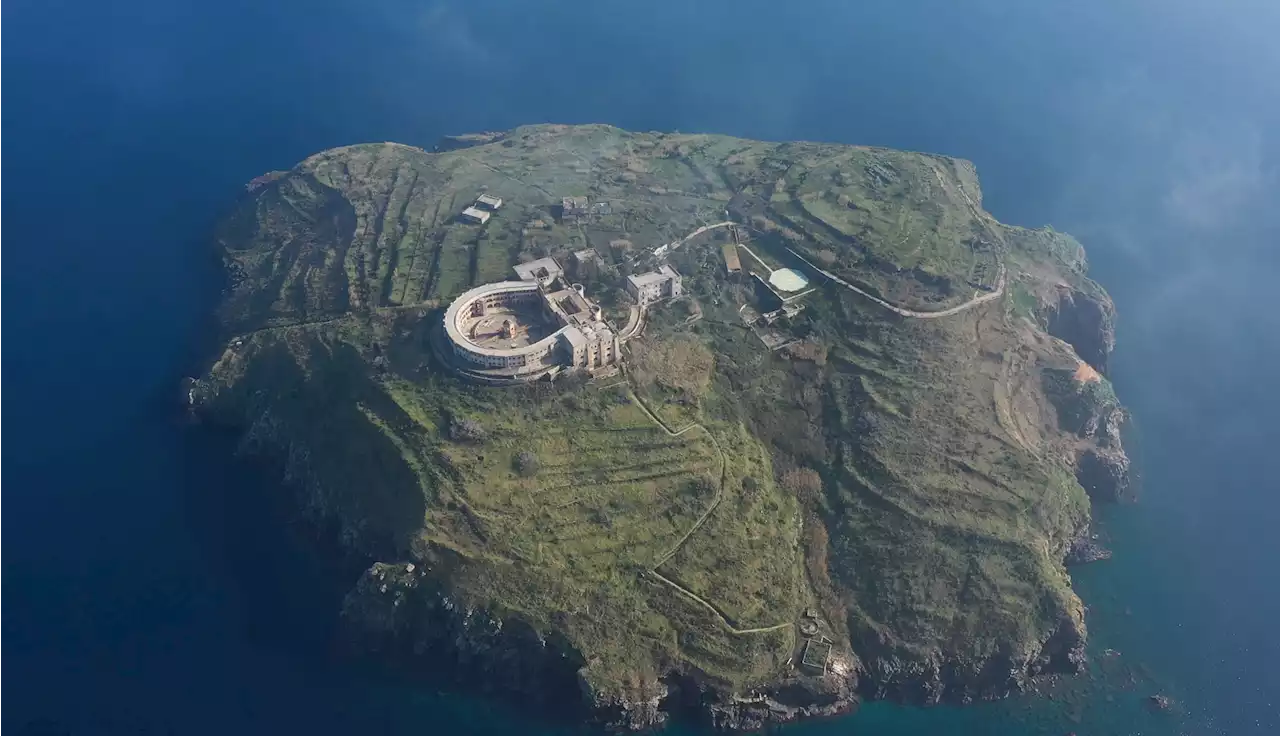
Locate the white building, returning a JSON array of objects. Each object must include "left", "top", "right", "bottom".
[
  {"left": 626, "top": 265, "right": 683, "bottom": 304},
  {"left": 460, "top": 206, "right": 490, "bottom": 225},
  {"left": 442, "top": 279, "right": 620, "bottom": 382},
  {"left": 475, "top": 194, "right": 503, "bottom": 211}
]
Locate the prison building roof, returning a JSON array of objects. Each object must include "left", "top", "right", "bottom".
[{"left": 513, "top": 257, "right": 563, "bottom": 284}]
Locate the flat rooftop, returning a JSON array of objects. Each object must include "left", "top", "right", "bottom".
[
  {"left": 721, "top": 243, "right": 742, "bottom": 273},
  {"left": 513, "top": 257, "right": 563, "bottom": 283},
  {"left": 628, "top": 264, "right": 680, "bottom": 288}
]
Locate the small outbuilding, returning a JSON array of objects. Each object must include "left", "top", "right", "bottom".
[
  {"left": 721, "top": 243, "right": 742, "bottom": 275},
  {"left": 461, "top": 206, "right": 491, "bottom": 225},
  {"left": 475, "top": 194, "right": 503, "bottom": 211},
  {"left": 561, "top": 196, "right": 589, "bottom": 220}
]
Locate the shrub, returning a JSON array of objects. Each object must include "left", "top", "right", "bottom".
[
  {"left": 515, "top": 451, "right": 539, "bottom": 477},
  {"left": 781, "top": 468, "right": 823, "bottom": 501},
  {"left": 449, "top": 417, "right": 487, "bottom": 443}
]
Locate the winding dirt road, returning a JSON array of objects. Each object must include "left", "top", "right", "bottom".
[
  {"left": 667, "top": 218, "right": 1005, "bottom": 319},
  {"left": 786, "top": 246, "right": 1007, "bottom": 319}
]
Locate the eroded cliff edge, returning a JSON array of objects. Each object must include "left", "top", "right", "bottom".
[{"left": 188, "top": 124, "right": 1129, "bottom": 730}]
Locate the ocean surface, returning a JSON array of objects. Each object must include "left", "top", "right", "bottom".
[{"left": 5, "top": 1, "right": 1279, "bottom": 734}]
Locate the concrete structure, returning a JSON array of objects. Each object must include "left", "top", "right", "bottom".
[
  {"left": 561, "top": 196, "right": 589, "bottom": 219},
  {"left": 721, "top": 243, "right": 742, "bottom": 275},
  {"left": 442, "top": 278, "right": 621, "bottom": 382},
  {"left": 769, "top": 267, "right": 810, "bottom": 293},
  {"left": 571, "top": 248, "right": 605, "bottom": 278},
  {"left": 475, "top": 194, "right": 503, "bottom": 211},
  {"left": 513, "top": 257, "right": 563, "bottom": 287},
  {"left": 626, "top": 265, "right": 682, "bottom": 305},
  {"left": 460, "top": 206, "right": 491, "bottom": 225}
]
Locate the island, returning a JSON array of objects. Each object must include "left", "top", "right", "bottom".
[{"left": 188, "top": 124, "right": 1130, "bottom": 730}]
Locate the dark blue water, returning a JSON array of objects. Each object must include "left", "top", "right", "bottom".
[{"left": 6, "top": 1, "right": 1278, "bottom": 734}]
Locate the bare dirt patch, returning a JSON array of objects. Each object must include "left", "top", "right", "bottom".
[{"left": 1073, "top": 361, "right": 1102, "bottom": 384}]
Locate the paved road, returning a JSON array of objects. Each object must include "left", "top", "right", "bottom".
[
  {"left": 669, "top": 220, "right": 735, "bottom": 250},
  {"left": 617, "top": 305, "right": 644, "bottom": 341}
]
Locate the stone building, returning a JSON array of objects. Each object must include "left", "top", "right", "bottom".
[
  {"left": 442, "top": 270, "right": 620, "bottom": 383},
  {"left": 626, "top": 265, "right": 682, "bottom": 304},
  {"left": 513, "top": 257, "right": 564, "bottom": 287},
  {"left": 561, "top": 196, "right": 589, "bottom": 220}
]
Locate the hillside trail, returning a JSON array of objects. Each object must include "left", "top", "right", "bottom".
[{"left": 625, "top": 386, "right": 793, "bottom": 636}]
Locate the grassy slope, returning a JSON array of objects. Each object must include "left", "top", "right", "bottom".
[{"left": 200, "top": 124, "right": 1110, "bottom": 702}]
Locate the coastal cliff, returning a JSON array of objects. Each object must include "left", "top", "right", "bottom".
[{"left": 190, "top": 124, "right": 1130, "bottom": 729}]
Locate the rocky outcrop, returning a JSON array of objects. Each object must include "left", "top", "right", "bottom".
[
  {"left": 1047, "top": 286, "right": 1116, "bottom": 374},
  {"left": 697, "top": 675, "right": 858, "bottom": 731},
  {"left": 1077, "top": 393, "right": 1133, "bottom": 503},
  {"left": 586, "top": 676, "right": 669, "bottom": 732},
  {"left": 851, "top": 609, "right": 1085, "bottom": 708},
  {"left": 340, "top": 561, "right": 856, "bottom": 732},
  {"left": 1065, "top": 530, "right": 1113, "bottom": 565},
  {"left": 340, "top": 562, "right": 589, "bottom": 717},
  {"left": 432, "top": 131, "right": 507, "bottom": 152},
  {"left": 1075, "top": 447, "right": 1132, "bottom": 503},
  {"left": 1041, "top": 364, "right": 1134, "bottom": 504}
]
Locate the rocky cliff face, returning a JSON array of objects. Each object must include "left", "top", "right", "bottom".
[
  {"left": 851, "top": 607, "right": 1085, "bottom": 706},
  {"left": 340, "top": 561, "right": 593, "bottom": 719},
  {"left": 1076, "top": 447, "right": 1132, "bottom": 503},
  {"left": 340, "top": 561, "right": 860, "bottom": 731},
  {"left": 1047, "top": 286, "right": 1116, "bottom": 374}
]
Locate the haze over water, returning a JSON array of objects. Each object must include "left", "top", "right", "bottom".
[{"left": 5, "top": 1, "right": 1278, "bottom": 734}]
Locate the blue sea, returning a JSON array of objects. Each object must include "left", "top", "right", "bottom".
[{"left": 6, "top": 1, "right": 1278, "bottom": 734}]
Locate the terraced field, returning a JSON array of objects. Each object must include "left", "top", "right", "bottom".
[
  {"left": 445, "top": 400, "right": 721, "bottom": 572},
  {"left": 656, "top": 420, "right": 801, "bottom": 632}
]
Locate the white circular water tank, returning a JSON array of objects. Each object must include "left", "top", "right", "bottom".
[{"left": 769, "top": 268, "right": 810, "bottom": 292}]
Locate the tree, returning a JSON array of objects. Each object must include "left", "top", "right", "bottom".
[{"left": 781, "top": 468, "right": 822, "bottom": 500}]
